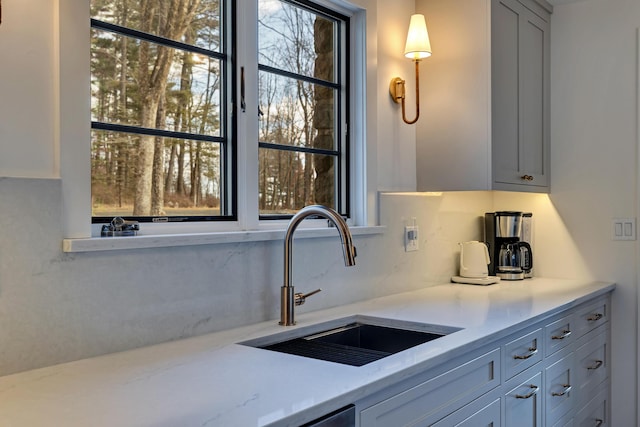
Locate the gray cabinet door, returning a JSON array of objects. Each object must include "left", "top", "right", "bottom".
[{"left": 492, "top": 0, "right": 550, "bottom": 191}]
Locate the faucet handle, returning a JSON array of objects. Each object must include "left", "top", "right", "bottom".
[{"left": 295, "top": 289, "right": 322, "bottom": 306}]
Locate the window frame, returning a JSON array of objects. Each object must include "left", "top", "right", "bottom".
[{"left": 59, "top": 0, "right": 371, "bottom": 242}]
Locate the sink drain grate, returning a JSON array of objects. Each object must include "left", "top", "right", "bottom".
[{"left": 263, "top": 338, "right": 391, "bottom": 366}]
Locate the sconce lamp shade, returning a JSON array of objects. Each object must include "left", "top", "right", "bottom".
[{"left": 404, "top": 14, "right": 432, "bottom": 60}]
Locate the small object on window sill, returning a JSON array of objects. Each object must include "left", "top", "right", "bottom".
[{"left": 101, "top": 217, "right": 139, "bottom": 237}]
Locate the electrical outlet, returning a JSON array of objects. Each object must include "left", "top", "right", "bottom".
[
  {"left": 404, "top": 225, "right": 419, "bottom": 252},
  {"left": 612, "top": 218, "right": 636, "bottom": 241}
]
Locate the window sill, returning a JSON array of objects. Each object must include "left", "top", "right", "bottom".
[{"left": 62, "top": 226, "right": 385, "bottom": 253}]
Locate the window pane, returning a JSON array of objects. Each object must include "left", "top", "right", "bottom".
[
  {"left": 91, "top": 0, "right": 222, "bottom": 53},
  {"left": 259, "top": 71, "right": 336, "bottom": 150},
  {"left": 91, "top": 29, "right": 222, "bottom": 136},
  {"left": 92, "top": 130, "right": 222, "bottom": 217},
  {"left": 258, "top": 0, "right": 336, "bottom": 82},
  {"left": 259, "top": 148, "right": 336, "bottom": 214}
]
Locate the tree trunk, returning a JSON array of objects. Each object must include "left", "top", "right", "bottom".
[
  {"left": 133, "top": 0, "right": 202, "bottom": 215},
  {"left": 312, "top": 18, "right": 335, "bottom": 208}
]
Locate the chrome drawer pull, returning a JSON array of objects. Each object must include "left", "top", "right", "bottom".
[
  {"left": 551, "top": 384, "right": 572, "bottom": 396},
  {"left": 551, "top": 330, "right": 572, "bottom": 340},
  {"left": 515, "top": 384, "right": 539, "bottom": 399},
  {"left": 513, "top": 347, "right": 538, "bottom": 360},
  {"left": 587, "top": 313, "right": 603, "bottom": 322},
  {"left": 595, "top": 419, "right": 603, "bottom": 427},
  {"left": 587, "top": 360, "right": 604, "bottom": 370}
]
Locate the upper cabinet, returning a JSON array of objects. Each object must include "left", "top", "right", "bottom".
[{"left": 415, "top": 0, "right": 552, "bottom": 192}]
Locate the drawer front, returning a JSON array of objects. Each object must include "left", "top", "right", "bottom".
[
  {"left": 574, "top": 385, "right": 609, "bottom": 427},
  {"left": 575, "top": 327, "right": 609, "bottom": 406},
  {"left": 504, "top": 370, "right": 543, "bottom": 427},
  {"left": 504, "top": 328, "right": 543, "bottom": 379},
  {"left": 544, "top": 350, "right": 575, "bottom": 426},
  {"left": 431, "top": 395, "right": 501, "bottom": 427},
  {"left": 574, "top": 297, "right": 609, "bottom": 339},
  {"left": 360, "top": 349, "right": 500, "bottom": 427},
  {"left": 545, "top": 314, "right": 575, "bottom": 356}
]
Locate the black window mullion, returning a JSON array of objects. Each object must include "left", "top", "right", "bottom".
[
  {"left": 259, "top": 141, "right": 339, "bottom": 157},
  {"left": 258, "top": 64, "right": 339, "bottom": 90},
  {"left": 91, "top": 19, "right": 226, "bottom": 61}
]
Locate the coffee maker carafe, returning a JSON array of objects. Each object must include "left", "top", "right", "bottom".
[{"left": 484, "top": 211, "right": 533, "bottom": 280}]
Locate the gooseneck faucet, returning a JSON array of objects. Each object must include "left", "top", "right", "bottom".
[{"left": 280, "top": 205, "right": 357, "bottom": 326}]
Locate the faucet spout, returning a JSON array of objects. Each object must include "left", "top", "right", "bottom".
[{"left": 280, "top": 205, "right": 357, "bottom": 326}]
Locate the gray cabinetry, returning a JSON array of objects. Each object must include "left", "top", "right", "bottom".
[
  {"left": 492, "top": 0, "right": 550, "bottom": 190},
  {"left": 355, "top": 293, "right": 610, "bottom": 426},
  {"left": 415, "top": 0, "right": 551, "bottom": 192}
]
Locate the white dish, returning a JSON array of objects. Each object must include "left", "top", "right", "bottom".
[{"left": 451, "top": 275, "right": 501, "bottom": 286}]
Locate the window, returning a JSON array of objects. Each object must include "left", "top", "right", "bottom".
[
  {"left": 89, "top": 0, "right": 351, "bottom": 225},
  {"left": 257, "top": 0, "right": 349, "bottom": 218},
  {"left": 90, "top": 0, "right": 232, "bottom": 222}
]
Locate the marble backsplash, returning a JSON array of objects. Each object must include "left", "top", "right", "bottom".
[{"left": 0, "top": 177, "right": 549, "bottom": 376}]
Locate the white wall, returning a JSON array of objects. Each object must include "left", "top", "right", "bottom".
[
  {"left": 549, "top": 0, "right": 640, "bottom": 424},
  {"left": 0, "top": 0, "right": 436, "bottom": 375}
]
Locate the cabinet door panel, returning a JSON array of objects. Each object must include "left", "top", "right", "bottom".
[
  {"left": 520, "top": 15, "right": 546, "bottom": 179},
  {"left": 360, "top": 349, "right": 500, "bottom": 427},
  {"left": 575, "top": 327, "right": 608, "bottom": 406},
  {"left": 492, "top": 0, "right": 520, "bottom": 179},
  {"left": 504, "top": 371, "right": 542, "bottom": 427},
  {"left": 432, "top": 396, "right": 501, "bottom": 427},
  {"left": 491, "top": 0, "right": 550, "bottom": 190},
  {"left": 545, "top": 351, "right": 575, "bottom": 426}
]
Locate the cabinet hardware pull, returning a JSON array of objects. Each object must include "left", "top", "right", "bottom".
[
  {"left": 587, "top": 313, "right": 603, "bottom": 322},
  {"left": 515, "top": 384, "right": 539, "bottom": 399},
  {"left": 551, "top": 384, "right": 572, "bottom": 396},
  {"left": 594, "top": 419, "right": 604, "bottom": 427},
  {"left": 587, "top": 360, "right": 604, "bottom": 370},
  {"left": 513, "top": 347, "right": 538, "bottom": 360},
  {"left": 551, "top": 330, "right": 572, "bottom": 340},
  {"left": 521, "top": 175, "right": 534, "bottom": 181}
]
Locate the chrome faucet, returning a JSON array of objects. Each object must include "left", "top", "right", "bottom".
[{"left": 280, "top": 205, "right": 357, "bottom": 326}]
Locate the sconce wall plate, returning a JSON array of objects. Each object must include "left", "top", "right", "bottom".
[{"left": 389, "top": 77, "right": 405, "bottom": 103}]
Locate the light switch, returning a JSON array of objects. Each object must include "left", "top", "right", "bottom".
[{"left": 612, "top": 218, "right": 636, "bottom": 241}]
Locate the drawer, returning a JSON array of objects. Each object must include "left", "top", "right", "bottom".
[
  {"left": 575, "top": 326, "right": 609, "bottom": 406},
  {"left": 544, "top": 349, "right": 575, "bottom": 426},
  {"left": 503, "top": 368, "right": 543, "bottom": 427},
  {"left": 574, "top": 385, "right": 609, "bottom": 427},
  {"left": 545, "top": 314, "right": 575, "bottom": 357},
  {"left": 431, "top": 394, "right": 501, "bottom": 427},
  {"left": 360, "top": 349, "right": 500, "bottom": 427},
  {"left": 504, "top": 328, "right": 543, "bottom": 379},
  {"left": 574, "top": 297, "right": 609, "bottom": 339}
]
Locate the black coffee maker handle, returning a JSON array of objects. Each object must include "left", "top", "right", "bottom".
[{"left": 518, "top": 241, "right": 533, "bottom": 270}]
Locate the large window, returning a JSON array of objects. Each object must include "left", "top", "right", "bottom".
[{"left": 90, "top": 0, "right": 350, "bottom": 224}]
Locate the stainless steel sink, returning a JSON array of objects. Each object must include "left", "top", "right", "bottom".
[{"left": 240, "top": 316, "right": 461, "bottom": 366}]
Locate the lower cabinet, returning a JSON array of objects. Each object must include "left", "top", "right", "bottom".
[
  {"left": 359, "top": 349, "right": 500, "bottom": 426},
  {"left": 355, "top": 293, "right": 611, "bottom": 427},
  {"left": 503, "top": 369, "right": 543, "bottom": 427},
  {"left": 432, "top": 394, "right": 501, "bottom": 427}
]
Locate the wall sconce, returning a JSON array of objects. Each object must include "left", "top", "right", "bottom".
[{"left": 389, "top": 14, "right": 432, "bottom": 125}]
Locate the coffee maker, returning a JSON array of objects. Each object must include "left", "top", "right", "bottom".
[{"left": 484, "top": 211, "right": 533, "bottom": 280}]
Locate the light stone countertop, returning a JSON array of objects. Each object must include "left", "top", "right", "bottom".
[{"left": 0, "top": 278, "right": 615, "bottom": 427}]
